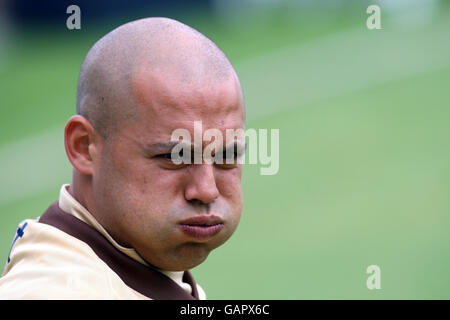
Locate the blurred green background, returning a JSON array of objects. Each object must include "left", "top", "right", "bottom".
[{"left": 1, "top": 0, "right": 449, "bottom": 299}]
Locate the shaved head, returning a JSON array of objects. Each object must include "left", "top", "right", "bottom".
[
  {"left": 68, "top": 17, "right": 245, "bottom": 271},
  {"left": 76, "top": 17, "right": 241, "bottom": 138}
]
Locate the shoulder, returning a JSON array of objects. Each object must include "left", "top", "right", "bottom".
[{"left": 0, "top": 219, "right": 118, "bottom": 299}]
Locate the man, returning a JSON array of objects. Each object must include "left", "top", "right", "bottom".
[{"left": 0, "top": 17, "right": 245, "bottom": 299}]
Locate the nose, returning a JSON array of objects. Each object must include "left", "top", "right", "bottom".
[{"left": 184, "top": 163, "right": 219, "bottom": 205}]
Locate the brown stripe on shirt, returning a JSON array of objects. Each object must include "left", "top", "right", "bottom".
[{"left": 39, "top": 202, "right": 199, "bottom": 300}]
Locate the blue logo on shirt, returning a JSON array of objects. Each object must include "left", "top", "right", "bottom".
[{"left": 7, "top": 222, "right": 28, "bottom": 263}]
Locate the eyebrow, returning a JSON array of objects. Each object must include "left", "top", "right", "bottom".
[
  {"left": 222, "top": 141, "right": 247, "bottom": 153},
  {"left": 143, "top": 141, "right": 183, "bottom": 155},
  {"left": 143, "top": 140, "right": 247, "bottom": 155}
]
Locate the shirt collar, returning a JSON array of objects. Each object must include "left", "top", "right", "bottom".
[{"left": 58, "top": 184, "right": 191, "bottom": 294}]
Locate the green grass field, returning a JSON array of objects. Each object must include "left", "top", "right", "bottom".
[{"left": 1, "top": 4, "right": 449, "bottom": 299}]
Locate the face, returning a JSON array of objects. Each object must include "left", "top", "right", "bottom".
[{"left": 90, "top": 69, "right": 245, "bottom": 271}]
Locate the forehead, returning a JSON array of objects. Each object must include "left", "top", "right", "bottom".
[{"left": 130, "top": 66, "right": 245, "bottom": 137}]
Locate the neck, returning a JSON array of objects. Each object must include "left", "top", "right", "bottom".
[{"left": 69, "top": 171, "right": 93, "bottom": 216}]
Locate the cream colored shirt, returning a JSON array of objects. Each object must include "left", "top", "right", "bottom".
[{"left": 0, "top": 184, "right": 206, "bottom": 300}]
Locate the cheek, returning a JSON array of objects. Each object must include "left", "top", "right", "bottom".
[
  {"left": 110, "top": 158, "right": 187, "bottom": 220},
  {"left": 109, "top": 152, "right": 165, "bottom": 192},
  {"left": 96, "top": 148, "right": 155, "bottom": 210},
  {"left": 217, "top": 168, "right": 243, "bottom": 207}
]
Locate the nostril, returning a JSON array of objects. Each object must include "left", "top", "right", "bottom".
[
  {"left": 188, "top": 199, "right": 201, "bottom": 206},
  {"left": 188, "top": 198, "right": 213, "bottom": 207}
]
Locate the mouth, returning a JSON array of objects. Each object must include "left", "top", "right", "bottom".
[{"left": 179, "top": 215, "right": 224, "bottom": 239}]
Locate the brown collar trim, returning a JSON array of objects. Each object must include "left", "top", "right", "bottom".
[{"left": 39, "top": 202, "right": 199, "bottom": 300}]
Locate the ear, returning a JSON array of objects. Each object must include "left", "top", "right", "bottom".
[{"left": 64, "top": 115, "right": 101, "bottom": 175}]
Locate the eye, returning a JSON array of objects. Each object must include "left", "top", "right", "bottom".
[
  {"left": 222, "top": 145, "right": 244, "bottom": 162},
  {"left": 214, "top": 147, "right": 241, "bottom": 169},
  {"left": 155, "top": 153, "right": 173, "bottom": 160},
  {"left": 153, "top": 152, "right": 189, "bottom": 170},
  {"left": 228, "top": 149, "right": 239, "bottom": 159},
  {"left": 155, "top": 149, "right": 188, "bottom": 162}
]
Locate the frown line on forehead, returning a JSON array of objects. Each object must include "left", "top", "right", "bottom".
[{"left": 131, "top": 70, "right": 243, "bottom": 118}]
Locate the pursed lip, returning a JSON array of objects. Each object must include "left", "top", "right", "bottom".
[
  {"left": 179, "top": 215, "right": 224, "bottom": 226},
  {"left": 179, "top": 215, "right": 224, "bottom": 239}
]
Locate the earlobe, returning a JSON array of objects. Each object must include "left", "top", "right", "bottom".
[{"left": 64, "top": 115, "right": 98, "bottom": 175}]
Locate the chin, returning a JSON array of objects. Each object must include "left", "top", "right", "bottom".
[{"left": 164, "top": 242, "right": 212, "bottom": 271}]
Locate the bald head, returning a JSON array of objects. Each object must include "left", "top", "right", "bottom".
[{"left": 76, "top": 17, "right": 242, "bottom": 138}]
